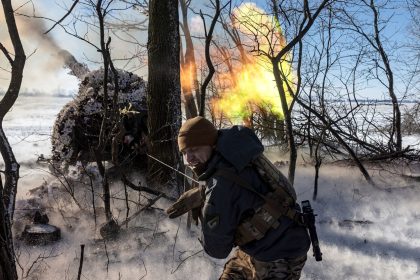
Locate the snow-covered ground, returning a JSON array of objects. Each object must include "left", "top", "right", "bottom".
[{"left": 2, "top": 95, "right": 420, "bottom": 280}]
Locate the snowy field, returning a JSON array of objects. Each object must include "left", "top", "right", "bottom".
[{"left": 2, "top": 95, "right": 420, "bottom": 280}]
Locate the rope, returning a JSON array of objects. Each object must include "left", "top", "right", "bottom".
[{"left": 146, "top": 153, "right": 201, "bottom": 184}]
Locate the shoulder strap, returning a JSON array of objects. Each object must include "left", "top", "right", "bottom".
[
  {"left": 214, "top": 167, "right": 303, "bottom": 246},
  {"left": 253, "top": 154, "right": 297, "bottom": 201},
  {"left": 214, "top": 168, "right": 266, "bottom": 200}
]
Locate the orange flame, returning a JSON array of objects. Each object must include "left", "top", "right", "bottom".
[
  {"left": 180, "top": 62, "right": 195, "bottom": 95},
  {"left": 211, "top": 3, "right": 294, "bottom": 123}
]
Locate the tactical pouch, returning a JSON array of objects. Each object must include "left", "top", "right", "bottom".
[
  {"left": 235, "top": 205, "right": 281, "bottom": 246},
  {"left": 215, "top": 159, "right": 302, "bottom": 246}
]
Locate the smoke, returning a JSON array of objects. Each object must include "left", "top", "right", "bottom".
[
  {"left": 189, "top": 15, "right": 205, "bottom": 35},
  {"left": 0, "top": 3, "right": 149, "bottom": 94},
  {"left": 0, "top": 6, "right": 79, "bottom": 93},
  {"left": 17, "top": 11, "right": 67, "bottom": 71},
  {"left": 58, "top": 50, "right": 90, "bottom": 79}
]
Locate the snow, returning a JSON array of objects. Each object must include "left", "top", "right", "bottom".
[
  {"left": 2, "top": 96, "right": 420, "bottom": 279},
  {"left": 51, "top": 69, "right": 147, "bottom": 163}
]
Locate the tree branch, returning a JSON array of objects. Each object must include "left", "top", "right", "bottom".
[{"left": 44, "top": 0, "right": 80, "bottom": 34}]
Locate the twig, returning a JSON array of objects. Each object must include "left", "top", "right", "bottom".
[
  {"left": 23, "top": 249, "right": 60, "bottom": 279},
  {"left": 171, "top": 249, "right": 203, "bottom": 274},
  {"left": 171, "top": 218, "right": 182, "bottom": 269},
  {"left": 103, "top": 239, "right": 110, "bottom": 273},
  {"left": 119, "top": 194, "right": 163, "bottom": 227},
  {"left": 80, "top": 164, "right": 97, "bottom": 228},
  {"left": 0, "top": 42, "right": 13, "bottom": 64},
  {"left": 138, "top": 259, "right": 147, "bottom": 280},
  {"left": 77, "top": 244, "right": 85, "bottom": 280},
  {"left": 121, "top": 174, "right": 176, "bottom": 201},
  {"left": 123, "top": 180, "right": 130, "bottom": 228}
]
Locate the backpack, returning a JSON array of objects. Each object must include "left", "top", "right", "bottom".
[{"left": 215, "top": 154, "right": 302, "bottom": 246}]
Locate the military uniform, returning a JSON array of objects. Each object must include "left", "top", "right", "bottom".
[
  {"left": 220, "top": 250, "right": 307, "bottom": 280},
  {"left": 171, "top": 118, "right": 310, "bottom": 280},
  {"left": 196, "top": 126, "right": 310, "bottom": 279}
]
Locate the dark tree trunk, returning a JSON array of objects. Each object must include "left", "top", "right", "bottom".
[
  {"left": 0, "top": 0, "right": 25, "bottom": 277},
  {"left": 199, "top": 0, "right": 221, "bottom": 117},
  {"left": 147, "top": 0, "right": 182, "bottom": 187},
  {"left": 94, "top": 0, "right": 116, "bottom": 223},
  {"left": 0, "top": 184, "right": 17, "bottom": 280},
  {"left": 0, "top": 0, "right": 26, "bottom": 221}
]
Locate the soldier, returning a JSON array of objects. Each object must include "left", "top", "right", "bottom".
[{"left": 167, "top": 116, "right": 310, "bottom": 280}]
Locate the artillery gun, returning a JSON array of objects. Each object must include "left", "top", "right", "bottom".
[{"left": 51, "top": 51, "right": 148, "bottom": 170}]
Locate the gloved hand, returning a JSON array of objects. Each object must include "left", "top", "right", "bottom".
[
  {"left": 166, "top": 186, "right": 205, "bottom": 220},
  {"left": 191, "top": 207, "right": 202, "bottom": 226}
]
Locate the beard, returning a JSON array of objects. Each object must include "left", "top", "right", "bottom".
[{"left": 190, "top": 162, "right": 207, "bottom": 177}]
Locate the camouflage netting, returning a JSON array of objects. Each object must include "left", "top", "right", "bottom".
[{"left": 51, "top": 68, "right": 147, "bottom": 164}]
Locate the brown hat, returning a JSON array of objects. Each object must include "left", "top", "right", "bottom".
[{"left": 178, "top": 116, "right": 218, "bottom": 152}]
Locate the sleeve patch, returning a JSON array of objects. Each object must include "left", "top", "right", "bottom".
[{"left": 206, "top": 215, "right": 220, "bottom": 229}]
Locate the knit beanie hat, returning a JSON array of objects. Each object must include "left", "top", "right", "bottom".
[{"left": 178, "top": 116, "right": 218, "bottom": 152}]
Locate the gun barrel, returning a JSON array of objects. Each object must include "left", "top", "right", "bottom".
[{"left": 308, "top": 226, "right": 322, "bottom": 261}]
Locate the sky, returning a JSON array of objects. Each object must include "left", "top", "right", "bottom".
[
  {"left": 0, "top": 0, "right": 149, "bottom": 95},
  {"left": 0, "top": 0, "right": 417, "bottom": 99}
]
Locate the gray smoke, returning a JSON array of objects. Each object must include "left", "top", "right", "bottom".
[
  {"left": 58, "top": 50, "right": 90, "bottom": 80},
  {"left": 15, "top": 9, "right": 89, "bottom": 76}
]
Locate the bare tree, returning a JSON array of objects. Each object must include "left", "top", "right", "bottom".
[
  {"left": 93, "top": 0, "right": 121, "bottom": 223},
  {"left": 0, "top": 0, "right": 26, "bottom": 278},
  {"left": 180, "top": 0, "right": 199, "bottom": 118},
  {"left": 270, "top": 0, "right": 331, "bottom": 185},
  {"left": 0, "top": 0, "right": 26, "bottom": 220},
  {"left": 405, "top": 0, "right": 420, "bottom": 100},
  {"left": 199, "top": 0, "right": 223, "bottom": 117},
  {"left": 338, "top": 0, "right": 402, "bottom": 151},
  {"left": 408, "top": 0, "right": 420, "bottom": 54},
  {"left": 147, "top": 0, "right": 182, "bottom": 188}
]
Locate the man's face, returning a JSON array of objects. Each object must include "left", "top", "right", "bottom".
[{"left": 182, "top": 145, "right": 213, "bottom": 168}]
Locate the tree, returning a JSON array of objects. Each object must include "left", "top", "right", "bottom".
[
  {"left": 93, "top": 0, "right": 120, "bottom": 225},
  {"left": 0, "top": 0, "right": 26, "bottom": 278},
  {"left": 339, "top": 0, "right": 402, "bottom": 151},
  {"left": 180, "top": 0, "right": 199, "bottom": 118},
  {"left": 270, "top": 0, "right": 331, "bottom": 185},
  {"left": 147, "top": 0, "right": 182, "bottom": 188},
  {"left": 199, "top": 0, "right": 222, "bottom": 117}
]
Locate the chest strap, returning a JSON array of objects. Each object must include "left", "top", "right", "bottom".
[{"left": 214, "top": 168, "right": 303, "bottom": 246}]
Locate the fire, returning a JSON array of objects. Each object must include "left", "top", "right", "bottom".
[
  {"left": 180, "top": 62, "right": 195, "bottom": 94},
  {"left": 212, "top": 3, "right": 294, "bottom": 122},
  {"left": 212, "top": 56, "right": 292, "bottom": 120}
]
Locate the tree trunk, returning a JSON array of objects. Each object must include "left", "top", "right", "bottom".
[
  {"left": 272, "top": 60, "right": 297, "bottom": 185},
  {"left": 147, "top": 0, "right": 182, "bottom": 188},
  {"left": 94, "top": 0, "right": 115, "bottom": 223},
  {"left": 0, "top": 174, "right": 17, "bottom": 280},
  {"left": 0, "top": 1, "right": 26, "bottom": 277},
  {"left": 180, "top": 0, "right": 198, "bottom": 118},
  {"left": 369, "top": 0, "right": 401, "bottom": 151},
  {"left": 0, "top": 0, "right": 26, "bottom": 222},
  {"left": 269, "top": 0, "right": 330, "bottom": 185},
  {"left": 199, "top": 0, "right": 221, "bottom": 117}
]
